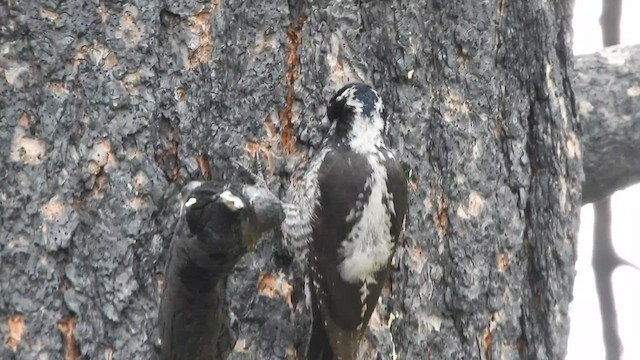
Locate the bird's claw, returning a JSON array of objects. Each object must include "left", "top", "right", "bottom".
[{"left": 232, "top": 153, "right": 267, "bottom": 188}]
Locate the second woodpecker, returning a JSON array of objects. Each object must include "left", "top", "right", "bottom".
[{"left": 281, "top": 83, "right": 409, "bottom": 359}]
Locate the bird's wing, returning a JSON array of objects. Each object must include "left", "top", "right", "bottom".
[
  {"left": 383, "top": 154, "right": 409, "bottom": 246},
  {"left": 308, "top": 149, "right": 373, "bottom": 359},
  {"left": 281, "top": 148, "right": 332, "bottom": 261},
  {"left": 311, "top": 149, "right": 409, "bottom": 330},
  {"left": 310, "top": 149, "right": 374, "bottom": 330}
]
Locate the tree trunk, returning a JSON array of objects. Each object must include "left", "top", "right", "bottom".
[{"left": 1, "top": 1, "right": 581, "bottom": 359}]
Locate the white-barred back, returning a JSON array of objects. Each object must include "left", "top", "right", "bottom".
[{"left": 280, "top": 148, "right": 331, "bottom": 262}]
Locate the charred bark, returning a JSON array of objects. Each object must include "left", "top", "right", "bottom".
[{"left": 157, "top": 180, "right": 283, "bottom": 360}]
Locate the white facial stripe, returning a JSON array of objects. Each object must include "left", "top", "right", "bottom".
[
  {"left": 347, "top": 113, "right": 385, "bottom": 153},
  {"left": 337, "top": 86, "right": 385, "bottom": 113},
  {"left": 336, "top": 86, "right": 357, "bottom": 102},
  {"left": 372, "top": 89, "right": 384, "bottom": 113},
  {"left": 185, "top": 197, "right": 197, "bottom": 207},
  {"left": 345, "top": 96, "right": 364, "bottom": 114},
  {"left": 219, "top": 190, "right": 245, "bottom": 211}
]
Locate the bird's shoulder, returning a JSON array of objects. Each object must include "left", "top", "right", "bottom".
[{"left": 316, "top": 147, "right": 371, "bottom": 192}]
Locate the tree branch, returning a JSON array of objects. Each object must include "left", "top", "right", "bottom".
[
  {"left": 158, "top": 181, "right": 284, "bottom": 359},
  {"left": 575, "top": 44, "right": 640, "bottom": 203},
  {"left": 592, "top": 198, "right": 622, "bottom": 360},
  {"left": 592, "top": 3, "right": 623, "bottom": 360}
]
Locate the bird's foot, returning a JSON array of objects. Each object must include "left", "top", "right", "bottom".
[{"left": 232, "top": 152, "right": 267, "bottom": 188}]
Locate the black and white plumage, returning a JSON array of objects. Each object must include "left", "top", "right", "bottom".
[{"left": 281, "top": 83, "right": 409, "bottom": 359}]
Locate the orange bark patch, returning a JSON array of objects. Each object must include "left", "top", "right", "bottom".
[
  {"left": 40, "top": 8, "right": 59, "bottom": 21},
  {"left": 234, "top": 338, "right": 249, "bottom": 353},
  {"left": 70, "top": 40, "right": 117, "bottom": 71},
  {"left": 98, "top": 5, "right": 109, "bottom": 24},
  {"left": 482, "top": 325, "right": 493, "bottom": 351},
  {"left": 383, "top": 278, "right": 392, "bottom": 296},
  {"left": 184, "top": 12, "right": 212, "bottom": 69},
  {"left": 408, "top": 178, "right": 418, "bottom": 192},
  {"left": 482, "top": 312, "right": 499, "bottom": 354},
  {"left": 17, "top": 112, "right": 29, "bottom": 127},
  {"left": 88, "top": 139, "right": 115, "bottom": 169},
  {"left": 121, "top": 71, "right": 140, "bottom": 96},
  {"left": 174, "top": 87, "right": 187, "bottom": 101},
  {"left": 457, "top": 192, "right": 485, "bottom": 219},
  {"left": 10, "top": 133, "right": 47, "bottom": 164},
  {"left": 455, "top": 44, "right": 470, "bottom": 67},
  {"left": 72, "top": 173, "right": 108, "bottom": 207},
  {"left": 408, "top": 242, "right": 426, "bottom": 264},
  {"left": 184, "top": 2, "right": 220, "bottom": 69},
  {"left": 10, "top": 112, "right": 47, "bottom": 165},
  {"left": 41, "top": 195, "right": 65, "bottom": 222},
  {"left": 195, "top": 154, "right": 212, "bottom": 179},
  {"left": 128, "top": 196, "right": 148, "bottom": 210},
  {"left": 497, "top": 252, "right": 509, "bottom": 271},
  {"left": 245, "top": 139, "right": 261, "bottom": 159},
  {"left": 279, "top": 15, "right": 307, "bottom": 155},
  {"left": 116, "top": 5, "right": 145, "bottom": 47},
  {"left": 257, "top": 273, "right": 293, "bottom": 307},
  {"left": 368, "top": 307, "right": 383, "bottom": 330},
  {"left": 58, "top": 315, "right": 80, "bottom": 360},
  {"left": 131, "top": 171, "right": 149, "bottom": 189},
  {"left": 156, "top": 273, "right": 166, "bottom": 295},
  {"left": 285, "top": 347, "right": 296, "bottom": 357},
  {"left": 47, "top": 81, "right": 68, "bottom": 95},
  {"left": 154, "top": 126, "right": 180, "bottom": 182},
  {"left": 433, "top": 193, "right": 448, "bottom": 237},
  {"left": 244, "top": 114, "right": 281, "bottom": 173},
  {"left": 6, "top": 314, "right": 24, "bottom": 352},
  {"left": 103, "top": 52, "right": 118, "bottom": 70}
]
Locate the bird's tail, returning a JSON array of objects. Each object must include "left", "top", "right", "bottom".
[{"left": 307, "top": 295, "right": 334, "bottom": 360}]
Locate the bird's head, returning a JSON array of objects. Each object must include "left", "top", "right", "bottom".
[{"left": 326, "top": 83, "right": 387, "bottom": 148}]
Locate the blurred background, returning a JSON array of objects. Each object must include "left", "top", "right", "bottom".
[{"left": 568, "top": 1, "right": 640, "bottom": 359}]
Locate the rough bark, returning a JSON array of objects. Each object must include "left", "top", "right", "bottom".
[
  {"left": 1, "top": 1, "right": 581, "bottom": 359},
  {"left": 576, "top": 44, "right": 640, "bottom": 204}
]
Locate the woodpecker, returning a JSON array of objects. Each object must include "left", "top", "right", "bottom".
[{"left": 281, "top": 83, "right": 409, "bottom": 359}]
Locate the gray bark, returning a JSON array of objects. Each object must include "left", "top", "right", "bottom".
[
  {"left": 576, "top": 44, "right": 640, "bottom": 203},
  {"left": 1, "top": 0, "right": 584, "bottom": 359}
]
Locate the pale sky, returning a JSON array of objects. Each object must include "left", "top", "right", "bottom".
[{"left": 567, "top": 1, "right": 640, "bottom": 359}]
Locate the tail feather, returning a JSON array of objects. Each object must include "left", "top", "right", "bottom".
[{"left": 308, "top": 299, "right": 334, "bottom": 360}]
